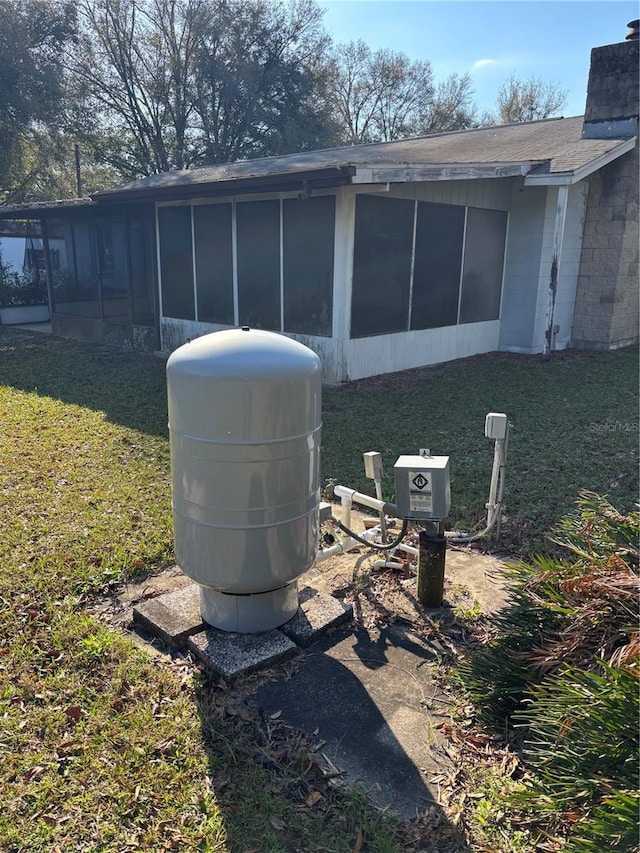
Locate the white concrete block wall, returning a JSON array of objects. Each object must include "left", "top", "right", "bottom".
[{"left": 344, "top": 321, "right": 500, "bottom": 382}]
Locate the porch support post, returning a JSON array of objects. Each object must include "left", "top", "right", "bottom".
[
  {"left": 40, "top": 217, "right": 55, "bottom": 321},
  {"left": 543, "top": 184, "right": 569, "bottom": 360},
  {"left": 332, "top": 188, "right": 356, "bottom": 383}
]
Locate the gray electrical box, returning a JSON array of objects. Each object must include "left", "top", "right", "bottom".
[
  {"left": 363, "top": 451, "right": 383, "bottom": 480},
  {"left": 394, "top": 455, "right": 451, "bottom": 521},
  {"left": 485, "top": 412, "right": 508, "bottom": 440}
]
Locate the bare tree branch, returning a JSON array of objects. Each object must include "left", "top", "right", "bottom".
[{"left": 496, "top": 75, "right": 568, "bottom": 124}]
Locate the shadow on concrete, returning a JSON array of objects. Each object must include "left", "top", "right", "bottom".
[
  {"left": 249, "top": 622, "right": 457, "bottom": 822},
  {"left": 344, "top": 560, "right": 464, "bottom": 667},
  {"left": 350, "top": 610, "right": 442, "bottom": 671},
  {"left": 0, "top": 327, "right": 168, "bottom": 437},
  {"left": 193, "top": 639, "right": 472, "bottom": 851}
]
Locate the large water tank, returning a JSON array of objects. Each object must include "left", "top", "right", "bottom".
[{"left": 166, "top": 328, "right": 322, "bottom": 633}]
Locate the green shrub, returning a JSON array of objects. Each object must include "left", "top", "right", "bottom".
[
  {"left": 514, "top": 663, "right": 639, "bottom": 852},
  {"left": 459, "top": 492, "right": 639, "bottom": 850},
  {"left": 0, "top": 263, "right": 48, "bottom": 307},
  {"left": 568, "top": 789, "right": 639, "bottom": 853}
]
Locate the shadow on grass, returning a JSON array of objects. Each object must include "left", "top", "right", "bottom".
[{"left": 0, "top": 328, "right": 168, "bottom": 437}]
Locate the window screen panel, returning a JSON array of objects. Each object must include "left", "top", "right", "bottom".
[
  {"left": 158, "top": 206, "right": 194, "bottom": 320},
  {"left": 129, "top": 210, "right": 155, "bottom": 327},
  {"left": 459, "top": 208, "right": 507, "bottom": 324},
  {"left": 99, "top": 221, "right": 130, "bottom": 324},
  {"left": 351, "top": 195, "right": 414, "bottom": 338},
  {"left": 236, "top": 199, "right": 280, "bottom": 330},
  {"left": 411, "top": 202, "right": 464, "bottom": 330},
  {"left": 46, "top": 218, "right": 89, "bottom": 317},
  {"left": 194, "top": 203, "right": 234, "bottom": 324},
  {"left": 68, "top": 220, "right": 101, "bottom": 318},
  {"left": 283, "top": 195, "right": 334, "bottom": 336}
]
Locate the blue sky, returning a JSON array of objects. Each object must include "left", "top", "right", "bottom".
[{"left": 318, "top": 1, "right": 639, "bottom": 117}]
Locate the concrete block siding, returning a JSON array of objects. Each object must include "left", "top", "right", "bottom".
[
  {"left": 573, "top": 147, "right": 640, "bottom": 349},
  {"left": 574, "top": 37, "right": 639, "bottom": 350}
]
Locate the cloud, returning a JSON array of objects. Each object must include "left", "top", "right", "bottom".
[{"left": 472, "top": 58, "right": 497, "bottom": 70}]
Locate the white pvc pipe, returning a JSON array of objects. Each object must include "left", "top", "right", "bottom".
[
  {"left": 316, "top": 536, "right": 360, "bottom": 563},
  {"left": 494, "top": 424, "right": 510, "bottom": 539},
  {"left": 447, "top": 429, "right": 508, "bottom": 543},
  {"left": 372, "top": 560, "right": 407, "bottom": 571},
  {"left": 340, "top": 489, "right": 352, "bottom": 530},
  {"left": 372, "top": 472, "right": 388, "bottom": 543},
  {"left": 316, "top": 522, "right": 382, "bottom": 564},
  {"left": 396, "top": 541, "right": 418, "bottom": 557},
  {"left": 333, "top": 484, "right": 392, "bottom": 515}
]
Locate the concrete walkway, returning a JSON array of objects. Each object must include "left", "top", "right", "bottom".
[
  {"left": 250, "top": 619, "right": 453, "bottom": 818},
  {"left": 248, "top": 546, "right": 510, "bottom": 818},
  {"left": 122, "top": 539, "right": 510, "bottom": 820}
]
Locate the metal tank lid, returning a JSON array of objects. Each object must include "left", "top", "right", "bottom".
[{"left": 167, "top": 327, "right": 322, "bottom": 379}]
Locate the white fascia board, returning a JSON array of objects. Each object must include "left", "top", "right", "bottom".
[
  {"left": 524, "top": 136, "right": 637, "bottom": 186},
  {"left": 524, "top": 173, "right": 574, "bottom": 186},
  {"left": 352, "top": 162, "right": 533, "bottom": 184},
  {"left": 344, "top": 183, "right": 391, "bottom": 194}
]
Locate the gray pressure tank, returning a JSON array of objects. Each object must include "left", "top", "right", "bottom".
[{"left": 166, "top": 327, "right": 322, "bottom": 633}]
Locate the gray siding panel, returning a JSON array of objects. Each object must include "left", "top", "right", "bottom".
[{"left": 499, "top": 183, "right": 547, "bottom": 351}]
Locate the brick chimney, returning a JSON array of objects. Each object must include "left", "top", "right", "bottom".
[{"left": 582, "top": 23, "right": 639, "bottom": 139}]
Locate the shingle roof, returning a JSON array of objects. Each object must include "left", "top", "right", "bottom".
[
  {"left": 0, "top": 115, "right": 635, "bottom": 216},
  {"left": 95, "top": 115, "right": 634, "bottom": 200}
]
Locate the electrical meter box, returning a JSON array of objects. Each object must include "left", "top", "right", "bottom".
[{"left": 394, "top": 455, "right": 451, "bottom": 521}]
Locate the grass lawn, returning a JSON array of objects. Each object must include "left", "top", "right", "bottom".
[
  {"left": 0, "top": 328, "right": 637, "bottom": 851},
  {"left": 323, "top": 348, "right": 638, "bottom": 555}
]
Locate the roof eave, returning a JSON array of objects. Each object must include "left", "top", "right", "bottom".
[
  {"left": 0, "top": 199, "right": 96, "bottom": 220},
  {"left": 524, "top": 136, "right": 637, "bottom": 186},
  {"left": 93, "top": 165, "right": 356, "bottom": 203},
  {"left": 352, "top": 162, "right": 536, "bottom": 183}
]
